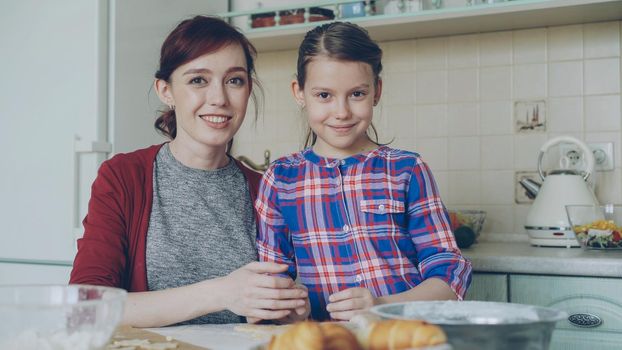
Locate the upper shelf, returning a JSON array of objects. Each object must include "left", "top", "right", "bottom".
[{"left": 220, "top": 0, "right": 622, "bottom": 52}]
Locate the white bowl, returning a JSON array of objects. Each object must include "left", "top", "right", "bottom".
[{"left": 0, "top": 284, "right": 127, "bottom": 350}]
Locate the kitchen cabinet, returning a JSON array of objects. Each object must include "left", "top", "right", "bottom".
[
  {"left": 0, "top": 261, "right": 72, "bottom": 285},
  {"left": 0, "top": 0, "right": 227, "bottom": 285},
  {"left": 462, "top": 242, "right": 622, "bottom": 349},
  {"left": 465, "top": 272, "right": 508, "bottom": 302},
  {"left": 466, "top": 272, "right": 622, "bottom": 349},
  {"left": 221, "top": 0, "right": 622, "bottom": 52},
  {"left": 511, "top": 274, "right": 622, "bottom": 350}
]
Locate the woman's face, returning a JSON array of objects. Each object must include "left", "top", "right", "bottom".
[{"left": 160, "top": 43, "right": 251, "bottom": 151}]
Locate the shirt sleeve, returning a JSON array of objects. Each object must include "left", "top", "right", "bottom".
[
  {"left": 255, "top": 166, "right": 297, "bottom": 280},
  {"left": 406, "top": 157, "right": 472, "bottom": 299},
  {"left": 70, "top": 161, "right": 128, "bottom": 288}
]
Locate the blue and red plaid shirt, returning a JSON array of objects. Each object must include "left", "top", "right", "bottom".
[{"left": 255, "top": 146, "right": 472, "bottom": 320}]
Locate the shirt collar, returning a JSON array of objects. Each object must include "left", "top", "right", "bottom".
[{"left": 302, "top": 146, "right": 387, "bottom": 168}]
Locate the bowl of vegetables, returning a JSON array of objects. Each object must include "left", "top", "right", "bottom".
[
  {"left": 448, "top": 210, "right": 486, "bottom": 248},
  {"left": 565, "top": 204, "right": 622, "bottom": 250}
]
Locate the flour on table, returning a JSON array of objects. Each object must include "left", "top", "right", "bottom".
[
  {"left": 107, "top": 338, "right": 178, "bottom": 349},
  {"left": 233, "top": 324, "right": 289, "bottom": 340}
]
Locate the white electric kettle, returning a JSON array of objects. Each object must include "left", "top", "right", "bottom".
[{"left": 521, "top": 136, "right": 600, "bottom": 247}]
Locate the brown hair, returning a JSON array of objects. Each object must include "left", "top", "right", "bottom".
[
  {"left": 295, "top": 22, "right": 384, "bottom": 148},
  {"left": 154, "top": 15, "right": 260, "bottom": 139}
]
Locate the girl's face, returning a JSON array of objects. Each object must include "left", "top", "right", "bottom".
[
  {"left": 292, "top": 56, "right": 382, "bottom": 159},
  {"left": 156, "top": 43, "right": 251, "bottom": 152}
]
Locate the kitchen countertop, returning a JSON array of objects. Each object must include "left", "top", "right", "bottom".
[{"left": 462, "top": 239, "right": 622, "bottom": 278}]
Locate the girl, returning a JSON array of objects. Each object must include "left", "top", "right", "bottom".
[
  {"left": 256, "top": 22, "right": 472, "bottom": 321},
  {"left": 70, "top": 16, "right": 307, "bottom": 327}
]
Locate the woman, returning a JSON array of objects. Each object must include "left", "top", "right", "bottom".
[{"left": 70, "top": 16, "right": 307, "bottom": 327}]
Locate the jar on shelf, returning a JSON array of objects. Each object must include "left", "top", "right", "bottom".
[
  {"left": 383, "top": 0, "right": 423, "bottom": 15},
  {"left": 340, "top": 1, "right": 377, "bottom": 18}
]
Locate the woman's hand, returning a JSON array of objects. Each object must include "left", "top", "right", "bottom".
[
  {"left": 220, "top": 262, "right": 307, "bottom": 321},
  {"left": 326, "top": 287, "right": 377, "bottom": 321}
]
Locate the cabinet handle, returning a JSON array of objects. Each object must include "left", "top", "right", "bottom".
[{"left": 568, "top": 313, "right": 602, "bottom": 328}]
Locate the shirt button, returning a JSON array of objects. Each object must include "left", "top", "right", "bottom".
[
  {"left": 340, "top": 159, "right": 346, "bottom": 166},
  {"left": 355, "top": 275, "right": 363, "bottom": 282},
  {"left": 343, "top": 224, "right": 350, "bottom": 232},
  {"left": 378, "top": 204, "right": 385, "bottom": 213}
]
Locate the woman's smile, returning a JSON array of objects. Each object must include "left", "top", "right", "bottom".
[{"left": 200, "top": 114, "right": 233, "bottom": 129}]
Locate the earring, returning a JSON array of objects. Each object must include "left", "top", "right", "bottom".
[{"left": 168, "top": 104, "right": 175, "bottom": 111}]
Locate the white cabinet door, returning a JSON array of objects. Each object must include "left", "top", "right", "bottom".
[
  {"left": 511, "top": 274, "right": 622, "bottom": 350},
  {"left": 0, "top": 262, "right": 72, "bottom": 285},
  {"left": 465, "top": 273, "right": 508, "bottom": 302},
  {"left": 0, "top": 0, "right": 227, "bottom": 282},
  {"left": 0, "top": 0, "right": 107, "bottom": 264}
]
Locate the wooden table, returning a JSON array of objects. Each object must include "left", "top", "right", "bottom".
[
  {"left": 110, "top": 324, "right": 288, "bottom": 350},
  {"left": 110, "top": 326, "right": 209, "bottom": 349}
]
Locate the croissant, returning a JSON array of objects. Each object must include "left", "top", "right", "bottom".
[
  {"left": 320, "top": 322, "right": 363, "bottom": 350},
  {"left": 267, "top": 319, "right": 446, "bottom": 350},
  {"left": 268, "top": 321, "right": 362, "bottom": 350},
  {"left": 365, "top": 319, "right": 447, "bottom": 350},
  {"left": 267, "top": 321, "right": 324, "bottom": 350}
]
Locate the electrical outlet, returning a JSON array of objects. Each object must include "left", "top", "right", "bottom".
[
  {"left": 590, "top": 142, "right": 615, "bottom": 170},
  {"left": 559, "top": 142, "right": 614, "bottom": 171},
  {"left": 515, "top": 171, "right": 540, "bottom": 204}
]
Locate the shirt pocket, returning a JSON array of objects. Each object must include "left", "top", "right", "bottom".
[
  {"left": 359, "top": 198, "right": 408, "bottom": 245},
  {"left": 360, "top": 199, "right": 405, "bottom": 215}
]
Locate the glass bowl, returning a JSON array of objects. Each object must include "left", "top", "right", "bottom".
[
  {"left": 0, "top": 284, "right": 127, "bottom": 350},
  {"left": 565, "top": 204, "right": 622, "bottom": 250},
  {"left": 448, "top": 210, "right": 487, "bottom": 238}
]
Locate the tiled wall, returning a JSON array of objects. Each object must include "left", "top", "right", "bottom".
[{"left": 233, "top": 21, "right": 622, "bottom": 238}]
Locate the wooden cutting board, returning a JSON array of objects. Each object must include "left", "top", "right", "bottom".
[{"left": 109, "top": 326, "right": 210, "bottom": 350}]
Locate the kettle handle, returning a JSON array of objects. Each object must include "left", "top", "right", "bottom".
[{"left": 537, "top": 136, "right": 594, "bottom": 181}]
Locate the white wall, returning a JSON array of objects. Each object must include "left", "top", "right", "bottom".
[
  {"left": 110, "top": 0, "right": 228, "bottom": 154},
  {"left": 233, "top": 21, "right": 622, "bottom": 238}
]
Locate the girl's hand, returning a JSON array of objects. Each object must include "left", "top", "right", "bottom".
[
  {"left": 275, "top": 284, "right": 311, "bottom": 324},
  {"left": 221, "top": 262, "right": 307, "bottom": 321},
  {"left": 326, "top": 287, "right": 377, "bottom": 321}
]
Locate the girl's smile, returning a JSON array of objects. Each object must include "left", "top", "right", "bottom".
[{"left": 328, "top": 123, "right": 357, "bottom": 134}]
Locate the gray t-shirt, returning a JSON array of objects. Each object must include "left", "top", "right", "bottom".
[{"left": 146, "top": 144, "right": 258, "bottom": 324}]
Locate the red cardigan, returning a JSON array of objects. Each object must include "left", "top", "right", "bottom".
[{"left": 69, "top": 144, "right": 262, "bottom": 291}]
